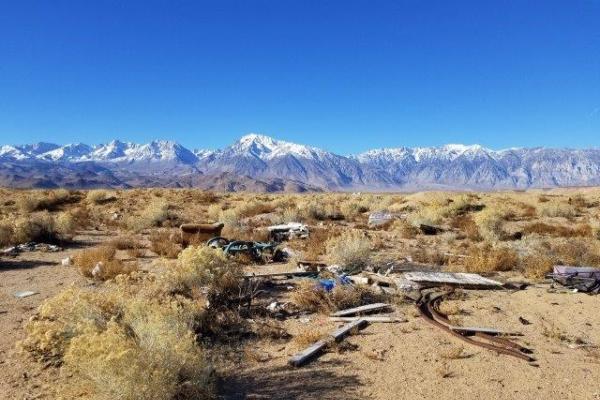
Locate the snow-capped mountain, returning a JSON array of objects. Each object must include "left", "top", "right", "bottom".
[{"left": 1, "top": 134, "right": 600, "bottom": 191}]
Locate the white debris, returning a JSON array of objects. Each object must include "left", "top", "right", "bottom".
[
  {"left": 368, "top": 211, "right": 394, "bottom": 227},
  {"left": 15, "top": 290, "right": 39, "bottom": 299},
  {"left": 91, "top": 262, "right": 103, "bottom": 278},
  {"left": 327, "top": 264, "right": 343, "bottom": 274},
  {"left": 61, "top": 257, "right": 72, "bottom": 266},
  {"left": 267, "top": 222, "right": 309, "bottom": 241},
  {"left": 267, "top": 302, "right": 281, "bottom": 313}
]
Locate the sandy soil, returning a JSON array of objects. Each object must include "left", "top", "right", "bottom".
[
  {"left": 220, "top": 265, "right": 600, "bottom": 400},
  {"left": 0, "top": 231, "right": 111, "bottom": 400},
  {"left": 2, "top": 237, "right": 600, "bottom": 400}
]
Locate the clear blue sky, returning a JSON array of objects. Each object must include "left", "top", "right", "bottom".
[{"left": 0, "top": 1, "right": 599, "bottom": 153}]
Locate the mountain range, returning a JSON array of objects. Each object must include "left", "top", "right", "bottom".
[{"left": 1, "top": 134, "right": 600, "bottom": 191}]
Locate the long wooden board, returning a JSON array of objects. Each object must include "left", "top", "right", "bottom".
[
  {"left": 403, "top": 272, "right": 502, "bottom": 288},
  {"left": 330, "top": 303, "right": 390, "bottom": 317},
  {"left": 329, "top": 316, "right": 406, "bottom": 323},
  {"left": 289, "top": 319, "right": 369, "bottom": 367}
]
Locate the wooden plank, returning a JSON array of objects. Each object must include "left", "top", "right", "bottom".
[
  {"left": 448, "top": 325, "right": 522, "bottom": 336},
  {"left": 243, "top": 271, "right": 315, "bottom": 279},
  {"left": 347, "top": 275, "right": 370, "bottom": 285},
  {"left": 329, "top": 316, "right": 406, "bottom": 323},
  {"left": 404, "top": 272, "right": 502, "bottom": 287},
  {"left": 330, "top": 319, "right": 368, "bottom": 341},
  {"left": 289, "top": 319, "right": 369, "bottom": 367},
  {"left": 288, "top": 340, "right": 328, "bottom": 367},
  {"left": 330, "top": 303, "right": 390, "bottom": 317},
  {"left": 364, "top": 272, "right": 394, "bottom": 286}
]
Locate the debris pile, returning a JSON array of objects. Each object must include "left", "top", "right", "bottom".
[{"left": 1, "top": 242, "right": 62, "bottom": 256}]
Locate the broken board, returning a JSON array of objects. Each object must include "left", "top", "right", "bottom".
[
  {"left": 329, "top": 316, "right": 406, "bottom": 323},
  {"left": 331, "top": 303, "right": 390, "bottom": 317},
  {"left": 289, "top": 319, "right": 368, "bottom": 367},
  {"left": 404, "top": 272, "right": 501, "bottom": 288}
]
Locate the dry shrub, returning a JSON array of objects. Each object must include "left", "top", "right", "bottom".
[
  {"left": 108, "top": 234, "right": 142, "bottom": 250},
  {"left": 64, "top": 299, "right": 211, "bottom": 400},
  {"left": 340, "top": 200, "right": 369, "bottom": 220},
  {"left": 126, "top": 200, "right": 171, "bottom": 232},
  {"left": 539, "top": 201, "right": 577, "bottom": 218},
  {"left": 290, "top": 279, "right": 382, "bottom": 313},
  {"left": 464, "top": 243, "right": 519, "bottom": 272},
  {"left": 473, "top": 208, "right": 506, "bottom": 241},
  {"left": 167, "top": 246, "right": 243, "bottom": 306},
  {"left": 523, "top": 222, "right": 592, "bottom": 238},
  {"left": 410, "top": 246, "right": 449, "bottom": 266},
  {"left": 86, "top": 189, "right": 115, "bottom": 205},
  {"left": 13, "top": 212, "right": 62, "bottom": 244},
  {"left": 19, "top": 286, "right": 120, "bottom": 365},
  {"left": 551, "top": 238, "right": 600, "bottom": 266},
  {"left": 73, "top": 246, "right": 138, "bottom": 280},
  {"left": 207, "top": 204, "right": 223, "bottom": 221},
  {"left": 149, "top": 230, "right": 182, "bottom": 258},
  {"left": 0, "top": 219, "right": 14, "bottom": 247},
  {"left": 301, "top": 228, "right": 332, "bottom": 260},
  {"left": 521, "top": 253, "right": 555, "bottom": 279},
  {"left": 17, "top": 189, "right": 73, "bottom": 213},
  {"left": 450, "top": 214, "right": 481, "bottom": 240},
  {"left": 325, "top": 230, "right": 371, "bottom": 271},
  {"left": 23, "top": 286, "right": 212, "bottom": 399},
  {"left": 391, "top": 219, "right": 419, "bottom": 239}
]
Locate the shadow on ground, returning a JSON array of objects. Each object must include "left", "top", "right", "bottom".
[
  {"left": 0, "top": 259, "right": 58, "bottom": 271},
  {"left": 219, "top": 359, "right": 366, "bottom": 400}
]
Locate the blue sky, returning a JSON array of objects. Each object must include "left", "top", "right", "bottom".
[{"left": 0, "top": 0, "right": 599, "bottom": 153}]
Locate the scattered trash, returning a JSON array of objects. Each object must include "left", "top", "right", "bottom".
[
  {"left": 61, "top": 257, "right": 72, "bottom": 266},
  {"left": 14, "top": 290, "right": 39, "bottom": 299},
  {"left": 419, "top": 224, "right": 445, "bottom": 235},
  {"left": 549, "top": 265, "right": 600, "bottom": 294},
  {"left": 297, "top": 260, "right": 327, "bottom": 272},
  {"left": 317, "top": 276, "right": 351, "bottom": 292},
  {"left": 1, "top": 242, "right": 62, "bottom": 255},
  {"left": 368, "top": 211, "right": 394, "bottom": 227},
  {"left": 267, "top": 222, "right": 309, "bottom": 241},
  {"left": 519, "top": 316, "right": 532, "bottom": 325},
  {"left": 207, "top": 237, "right": 285, "bottom": 262},
  {"left": 404, "top": 271, "right": 502, "bottom": 288}
]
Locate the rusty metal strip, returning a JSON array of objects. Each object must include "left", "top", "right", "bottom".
[{"left": 417, "top": 293, "right": 535, "bottom": 362}]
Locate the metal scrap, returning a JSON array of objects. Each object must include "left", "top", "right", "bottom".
[
  {"left": 267, "top": 222, "right": 309, "bottom": 241},
  {"left": 416, "top": 292, "right": 535, "bottom": 362}
]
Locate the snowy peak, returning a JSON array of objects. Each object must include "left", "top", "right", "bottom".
[
  {"left": 38, "top": 143, "right": 93, "bottom": 161},
  {"left": 228, "top": 133, "right": 326, "bottom": 160},
  {"left": 2, "top": 134, "right": 600, "bottom": 191}
]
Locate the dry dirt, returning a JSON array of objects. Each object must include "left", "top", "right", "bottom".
[
  {"left": 2, "top": 188, "right": 600, "bottom": 399},
  {"left": 2, "top": 238, "right": 600, "bottom": 399}
]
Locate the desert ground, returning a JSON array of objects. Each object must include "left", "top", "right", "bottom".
[{"left": 1, "top": 188, "right": 600, "bottom": 399}]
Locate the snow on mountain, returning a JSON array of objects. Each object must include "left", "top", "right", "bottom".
[
  {"left": 2, "top": 134, "right": 600, "bottom": 191},
  {"left": 38, "top": 143, "right": 93, "bottom": 161}
]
